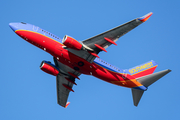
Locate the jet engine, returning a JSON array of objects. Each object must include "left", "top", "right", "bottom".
[
  {"left": 40, "top": 61, "right": 59, "bottom": 76},
  {"left": 62, "top": 35, "right": 82, "bottom": 50}
]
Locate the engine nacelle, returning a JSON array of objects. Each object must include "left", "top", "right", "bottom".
[
  {"left": 40, "top": 61, "right": 59, "bottom": 76},
  {"left": 62, "top": 35, "right": 82, "bottom": 50}
]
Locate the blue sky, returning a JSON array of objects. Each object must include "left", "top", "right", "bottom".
[{"left": 1, "top": 0, "right": 179, "bottom": 119}]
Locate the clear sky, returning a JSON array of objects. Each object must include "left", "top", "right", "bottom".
[{"left": 1, "top": 0, "right": 179, "bottom": 120}]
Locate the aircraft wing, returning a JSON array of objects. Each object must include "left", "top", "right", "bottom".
[
  {"left": 81, "top": 12, "right": 152, "bottom": 53},
  {"left": 56, "top": 74, "right": 75, "bottom": 107},
  {"left": 53, "top": 57, "right": 80, "bottom": 107}
]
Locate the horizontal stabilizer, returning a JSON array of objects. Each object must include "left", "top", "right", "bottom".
[
  {"left": 132, "top": 69, "right": 171, "bottom": 106},
  {"left": 136, "top": 69, "right": 171, "bottom": 87},
  {"left": 131, "top": 89, "right": 144, "bottom": 106}
]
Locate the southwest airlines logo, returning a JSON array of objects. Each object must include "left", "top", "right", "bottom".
[{"left": 129, "top": 62, "right": 154, "bottom": 75}]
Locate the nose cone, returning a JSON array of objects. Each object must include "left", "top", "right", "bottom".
[{"left": 9, "top": 23, "right": 19, "bottom": 31}]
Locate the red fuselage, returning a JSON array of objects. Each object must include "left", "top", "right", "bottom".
[
  {"left": 9, "top": 22, "right": 153, "bottom": 91},
  {"left": 15, "top": 29, "right": 143, "bottom": 88}
]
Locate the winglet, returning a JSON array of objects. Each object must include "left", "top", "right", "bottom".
[
  {"left": 65, "top": 102, "right": 70, "bottom": 108},
  {"left": 138, "top": 12, "right": 153, "bottom": 22}
]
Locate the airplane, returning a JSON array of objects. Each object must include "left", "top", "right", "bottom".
[{"left": 9, "top": 12, "right": 171, "bottom": 108}]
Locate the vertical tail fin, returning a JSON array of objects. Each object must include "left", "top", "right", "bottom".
[
  {"left": 128, "top": 60, "right": 158, "bottom": 78},
  {"left": 131, "top": 89, "right": 144, "bottom": 106},
  {"left": 131, "top": 69, "right": 171, "bottom": 106}
]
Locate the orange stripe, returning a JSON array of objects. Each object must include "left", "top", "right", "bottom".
[{"left": 15, "top": 30, "right": 64, "bottom": 46}]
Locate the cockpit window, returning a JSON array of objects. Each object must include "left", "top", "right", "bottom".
[{"left": 21, "top": 22, "right": 26, "bottom": 24}]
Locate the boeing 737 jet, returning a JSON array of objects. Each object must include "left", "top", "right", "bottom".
[{"left": 9, "top": 12, "right": 171, "bottom": 108}]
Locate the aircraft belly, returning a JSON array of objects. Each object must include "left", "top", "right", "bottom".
[
  {"left": 55, "top": 59, "right": 81, "bottom": 76},
  {"left": 90, "top": 63, "right": 143, "bottom": 88},
  {"left": 53, "top": 48, "right": 96, "bottom": 75},
  {"left": 16, "top": 30, "right": 143, "bottom": 89}
]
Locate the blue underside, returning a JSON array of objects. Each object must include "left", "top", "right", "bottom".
[{"left": 133, "top": 85, "right": 147, "bottom": 91}]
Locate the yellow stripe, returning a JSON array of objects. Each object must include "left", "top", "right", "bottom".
[{"left": 110, "top": 79, "right": 142, "bottom": 87}]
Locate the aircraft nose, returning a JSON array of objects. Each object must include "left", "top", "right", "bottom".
[{"left": 9, "top": 23, "right": 19, "bottom": 31}]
